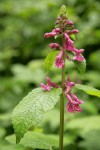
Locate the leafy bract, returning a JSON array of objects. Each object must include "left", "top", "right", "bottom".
[
  {"left": 45, "top": 51, "right": 59, "bottom": 71},
  {"left": 70, "top": 34, "right": 76, "bottom": 41},
  {"left": 75, "top": 84, "right": 100, "bottom": 97},
  {"left": 12, "top": 88, "right": 61, "bottom": 143},
  {"left": 73, "top": 58, "right": 86, "bottom": 75}
]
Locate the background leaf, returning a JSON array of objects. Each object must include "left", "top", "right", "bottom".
[
  {"left": 6, "top": 131, "right": 75, "bottom": 149},
  {"left": 65, "top": 116, "right": 100, "bottom": 136},
  {"left": 75, "top": 84, "right": 100, "bottom": 97},
  {"left": 12, "top": 88, "right": 61, "bottom": 143},
  {"left": 45, "top": 51, "right": 59, "bottom": 71},
  {"left": 6, "top": 132, "right": 58, "bottom": 149},
  {"left": 79, "top": 130, "right": 100, "bottom": 150},
  {"left": 0, "top": 140, "right": 25, "bottom": 150}
]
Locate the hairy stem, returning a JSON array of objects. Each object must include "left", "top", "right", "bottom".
[{"left": 59, "top": 34, "right": 65, "bottom": 150}]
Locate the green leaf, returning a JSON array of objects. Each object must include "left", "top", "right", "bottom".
[
  {"left": 65, "top": 116, "right": 100, "bottom": 136},
  {"left": 6, "top": 131, "right": 74, "bottom": 149},
  {"left": 45, "top": 51, "right": 59, "bottom": 71},
  {"left": 66, "top": 51, "right": 74, "bottom": 60},
  {"left": 73, "top": 59, "right": 86, "bottom": 75},
  {"left": 79, "top": 130, "right": 100, "bottom": 150},
  {"left": 12, "top": 88, "right": 61, "bottom": 143},
  {"left": 0, "top": 140, "right": 25, "bottom": 150},
  {"left": 75, "top": 84, "right": 100, "bottom": 97},
  {"left": 70, "top": 34, "right": 76, "bottom": 41},
  {"left": 6, "top": 132, "right": 59, "bottom": 149},
  {"left": 0, "top": 128, "right": 6, "bottom": 139}
]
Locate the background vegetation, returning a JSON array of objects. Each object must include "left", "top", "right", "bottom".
[{"left": 0, "top": 0, "right": 100, "bottom": 149}]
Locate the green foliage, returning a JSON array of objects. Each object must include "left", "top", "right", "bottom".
[
  {"left": 70, "top": 34, "right": 76, "bottom": 41},
  {"left": 75, "top": 84, "right": 100, "bottom": 97},
  {"left": 73, "top": 59, "right": 86, "bottom": 75},
  {"left": 0, "top": 140, "right": 25, "bottom": 150},
  {"left": 45, "top": 51, "right": 59, "bottom": 71},
  {"left": 79, "top": 130, "right": 100, "bottom": 150},
  {"left": 12, "top": 88, "right": 61, "bottom": 143},
  {"left": 6, "top": 132, "right": 59, "bottom": 149},
  {"left": 66, "top": 116, "right": 100, "bottom": 135},
  {"left": 0, "top": 0, "right": 100, "bottom": 150},
  {"left": 0, "top": 128, "right": 6, "bottom": 139},
  {"left": 59, "top": 5, "right": 68, "bottom": 19}
]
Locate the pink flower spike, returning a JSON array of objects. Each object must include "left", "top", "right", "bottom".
[
  {"left": 49, "top": 43, "right": 60, "bottom": 50},
  {"left": 40, "top": 83, "right": 51, "bottom": 91},
  {"left": 70, "top": 93, "right": 84, "bottom": 104},
  {"left": 54, "top": 50, "right": 64, "bottom": 68},
  {"left": 46, "top": 77, "right": 59, "bottom": 88}
]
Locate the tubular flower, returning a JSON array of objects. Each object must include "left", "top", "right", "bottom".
[
  {"left": 73, "top": 49, "right": 84, "bottom": 62},
  {"left": 54, "top": 50, "right": 64, "bottom": 68},
  {"left": 66, "top": 101, "right": 82, "bottom": 112},
  {"left": 70, "top": 93, "right": 84, "bottom": 104},
  {"left": 67, "top": 29, "right": 79, "bottom": 34},
  {"left": 46, "top": 77, "right": 59, "bottom": 88},
  {"left": 65, "top": 78, "right": 84, "bottom": 112},
  {"left": 65, "top": 77, "right": 75, "bottom": 93},
  {"left": 67, "top": 20, "right": 74, "bottom": 25},
  {"left": 49, "top": 43, "right": 60, "bottom": 50},
  {"left": 44, "top": 28, "right": 61, "bottom": 38},
  {"left": 40, "top": 83, "right": 51, "bottom": 91},
  {"left": 64, "top": 33, "right": 75, "bottom": 51},
  {"left": 41, "top": 77, "right": 59, "bottom": 91}
]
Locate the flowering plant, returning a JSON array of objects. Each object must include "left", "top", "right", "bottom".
[{"left": 12, "top": 5, "right": 100, "bottom": 150}]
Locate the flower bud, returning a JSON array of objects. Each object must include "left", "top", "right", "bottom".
[{"left": 49, "top": 43, "right": 60, "bottom": 50}]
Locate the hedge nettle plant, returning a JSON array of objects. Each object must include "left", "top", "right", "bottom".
[{"left": 12, "top": 5, "right": 100, "bottom": 150}]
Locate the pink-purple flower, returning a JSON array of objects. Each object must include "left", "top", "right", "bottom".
[
  {"left": 49, "top": 43, "right": 60, "bottom": 50},
  {"left": 41, "top": 83, "right": 51, "bottom": 91},
  {"left": 65, "top": 77, "right": 75, "bottom": 93},
  {"left": 73, "top": 49, "right": 84, "bottom": 62},
  {"left": 54, "top": 50, "right": 64, "bottom": 68},
  {"left": 65, "top": 78, "right": 84, "bottom": 112},
  {"left": 41, "top": 77, "right": 59, "bottom": 91},
  {"left": 64, "top": 33, "right": 75, "bottom": 51},
  {"left": 44, "top": 28, "right": 61, "bottom": 38},
  {"left": 66, "top": 100, "right": 82, "bottom": 112},
  {"left": 67, "top": 29, "right": 79, "bottom": 34},
  {"left": 67, "top": 20, "right": 74, "bottom": 25}
]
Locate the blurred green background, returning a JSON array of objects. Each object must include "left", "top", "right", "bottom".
[{"left": 0, "top": 0, "right": 100, "bottom": 150}]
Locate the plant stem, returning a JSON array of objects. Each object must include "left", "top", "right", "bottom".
[{"left": 59, "top": 35, "right": 65, "bottom": 150}]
